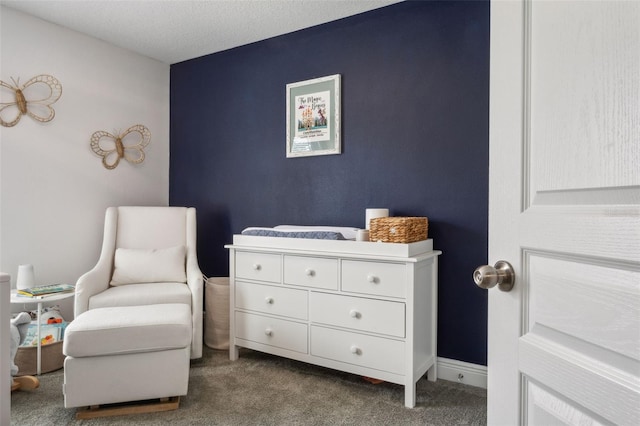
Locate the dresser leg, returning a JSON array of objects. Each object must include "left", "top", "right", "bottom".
[
  {"left": 427, "top": 363, "right": 437, "bottom": 382},
  {"left": 404, "top": 382, "right": 416, "bottom": 408},
  {"left": 229, "top": 345, "right": 239, "bottom": 361}
]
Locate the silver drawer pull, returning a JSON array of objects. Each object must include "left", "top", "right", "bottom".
[
  {"left": 252, "top": 263, "right": 261, "bottom": 271},
  {"left": 350, "top": 345, "right": 361, "bottom": 355},
  {"left": 265, "top": 297, "right": 274, "bottom": 304},
  {"left": 264, "top": 328, "right": 273, "bottom": 336},
  {"left": 305, "top": 268, "right": 315, "bottom": 277},
  {"left": 367, "top": 274, "right": 378, "bottom": 283},
  {"left": 349, "top": 309, "right": 361, "bottom": 319}
]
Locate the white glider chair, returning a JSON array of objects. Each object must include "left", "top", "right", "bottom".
[{"left": 63, "top": 207, "right": 203, "bottom": 414}]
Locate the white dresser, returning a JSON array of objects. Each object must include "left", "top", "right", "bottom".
[{"left": 226, "top": 235, "right": 441, "bottom": 408}]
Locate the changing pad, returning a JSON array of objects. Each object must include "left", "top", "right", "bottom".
[{"left": 241, "top": 225, "right": 359, "bottom": 240}]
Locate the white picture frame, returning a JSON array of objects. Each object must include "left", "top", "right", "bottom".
[{"left": 286, "top": 74, "right": 341, "bottom": 158}]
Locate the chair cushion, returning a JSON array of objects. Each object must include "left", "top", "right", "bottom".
[
  {"left": 110, "top": 245, "right": 187, "bottom": 286},
  {"left": 115, "top": 207, "right": 187, "bottom": 250},
  {"left": 89, "top": 282, "right": 192, "bottom": 310},
  {"left": 63, "top": 304, "right": 191, "bottom": 358}
]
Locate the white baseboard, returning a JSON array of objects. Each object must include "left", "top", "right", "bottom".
[{"left": 437, "top": 357, "right": 487, "bottom": 389}]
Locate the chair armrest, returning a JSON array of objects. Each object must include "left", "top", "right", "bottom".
[
  {"left": 74, "top": 207, "right": 118, "bottom": 318},
  {"left": 186, "top": 251, "right": 204, "bottom": 359},
  {"left": 74, "top": 261, "right": 111, "bottom": 318}
]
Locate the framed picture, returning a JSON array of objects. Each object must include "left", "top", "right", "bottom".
[{"left": 286, "top": 74, "right": 341, "bottom": 158}]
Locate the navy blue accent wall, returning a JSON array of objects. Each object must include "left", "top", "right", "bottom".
[{"left": 170, "top": 1, "right": 489, "bottom": 365}]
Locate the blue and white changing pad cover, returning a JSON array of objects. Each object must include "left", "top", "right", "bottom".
[{"left": 241, "top": 225, "right": 359, "bottom": 240}]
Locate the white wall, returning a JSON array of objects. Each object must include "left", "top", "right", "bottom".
[{"left": 0, "top": 7, "right": 170, "bottom": 316}]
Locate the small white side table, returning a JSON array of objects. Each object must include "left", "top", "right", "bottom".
[{"left": 10, "top": 289, "right": 74, "bottom": 375}]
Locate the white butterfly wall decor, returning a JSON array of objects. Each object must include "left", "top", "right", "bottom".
[
  {"left": 0, "top": 74, "right": 63, "bottom": 127},
  {"left": 90, "top": 124, "right": 151, "bottom": 170}
]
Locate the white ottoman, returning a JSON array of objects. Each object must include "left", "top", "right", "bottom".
[{"left": 63, "top": 304, "right": 192, "bottom": 411}]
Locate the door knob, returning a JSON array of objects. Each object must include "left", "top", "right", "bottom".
[{"left": 473, "top": 260, "right": 515, "bottom": 292}]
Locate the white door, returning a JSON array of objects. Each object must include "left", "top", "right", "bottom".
[{"left": 488, "top": 1, "right": 640, "bottom": 425}]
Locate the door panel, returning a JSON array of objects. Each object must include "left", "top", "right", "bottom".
[
  {"left": 520, "top": 329, "right": 638, "bottom": 426},
  {"left": 529, "top": 1, "right": 639, "bottom": 194},
  {"left": 489, "top": 0, "right": 640, "bottom": 424},
  {"left": 527, "top": 255, "right": 639, "bottom": 361},
  {"left": 526, "top": 382, "right": 607, "bottom": 426}
]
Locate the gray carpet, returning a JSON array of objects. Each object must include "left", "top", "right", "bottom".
[{"left": 11, "top": 346, "right": 486, "bottom": 425}]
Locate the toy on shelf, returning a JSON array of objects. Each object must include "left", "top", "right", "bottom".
[{"left": 10, "top": 312, "right": 39, "bottom": 392}]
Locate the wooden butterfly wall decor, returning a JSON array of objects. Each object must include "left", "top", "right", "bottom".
[
  {"left": 90, "top": 124, "right": 151, "bottom": 170},
  {"left": 0, "top": 74, "right": 62, "bottom": 127}
]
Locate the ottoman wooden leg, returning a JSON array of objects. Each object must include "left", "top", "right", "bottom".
[{"left": 75, "top": 396, "right": 181, "bottom": 419}]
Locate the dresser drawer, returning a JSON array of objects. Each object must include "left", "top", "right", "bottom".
[
  {"left": 310, "top": 292, "right": 405, "bottom": 337},
  {"left": 235, "top": 311, "right": 308, "bottom": 354},
  {"left": 235, "top": 251, "right": 281, "bottom": 283},
  {"left": 341, "top": 260, "right": 407, "bottom": 298},
  {"left": 235, "top": 281, "right": 308, "bottom": 320},
  {"left": 284, "top": 255, "right": 338, "bottom": 290},
  {"left": 311, "top": 326, "right": 404, "bottom": 375}
]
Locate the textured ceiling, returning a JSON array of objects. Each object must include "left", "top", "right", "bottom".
[{"left": 0, "top": 0, "right": 401, "bottom": 64}]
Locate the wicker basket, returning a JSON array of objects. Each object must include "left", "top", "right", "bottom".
[
  {"left": 369, "top": 217, "right": 428, "bottom": 243},
  {"left": 14, "top": 341, "right": 64, "bottom": 376}
]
